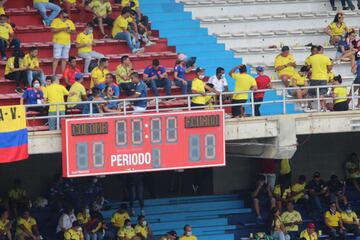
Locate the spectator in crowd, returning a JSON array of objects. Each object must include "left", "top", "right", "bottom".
[
  {"left": 324, "top": 202, "right": 346, "bottom": 240},
  {"left": 56, "top": 207, "right": 77, "bottom": 239},
  {"left": 267, "top": 207, "right": 290, "bottom": 240},
  {"left": 16, "top": 209, "right": 41, "bottom": 240},
  {"left": 8, "top": 179, "right": 28, "bottom": 219},
  {"left": 160, "top": 230, "right": 177, "bottom": 240},
  {"left": 112, "top": 7, "right": 143, "bottom": 54},
  {"left": 64, "top": 221, "right": 84, "bottom": 240},
  {"left": 33, "top": 0, "right": 61, "bottom": 26},
  {"left": 254, "top": 66, "right": 271, "bottom": 116},
  {"left": 20, "top": 79, "right": 45, "bottom": 112},
  {"left": 307, "top": 172, "right": 327, "bottom": 213},
  {"left": 127, "top": 174, "right": 145, "bottom": 216},
  {"left": 76, "top": 23, "right": 105, "bottom": 73},
  {"left": 332, "top": 75, "right": 349, "bottom": 111},
  {"left": 88, "top": 0, "right": 113, "bottom": 38},
  {"left": 143, "top": 59, "right": 172, "bottom": 97},
  {"left": 260, "top": 159, "right": 276, "bottom": 190},
  {"left": 135, "top": 215, "right": 152, "bottom": 240},
  {"left": 115, "top": 55, "right": 134, "bottom": 96},
  {"left": 0, "top": 0, "right": 6, "bottom": 15},
  {"left": 128, "top": 9, "right": 154, "bottom": 47},
  {"left": 289, "top": 66, "right": 309, "bottom": 109},
  {"left": 93, "top": 195, "right": 106, "bottom": 212},
  {"left": 88, "top": 210, "right": 106, "bottom": 240},
  {"left": 274, "top": 46, "right": 296, "bottom": 87},
  {"left": 63, "top": 56, "right": 81, "bottom": 89},
  {"left": 327, "top": 174, "right": 348, "bottom": 210},
  {"left": 90, "top": 58, "right": 109, "bottom": 89},
  {"left": 45, "top": 75, "right": 53, "bottom": 88},
  {"left": 61, "top": 0, "right": 86, "bottom": 21},
  {"left": 44, "top": 76, "right": 69, "bottom": 130},
  {"left": 101, "top": 85, "right": 121, "bottom": 113},
  {"left": 252, "top": 175, "right": 276, "bottom": 221},
  {"left": 76, "top": 206, "right": 90, "bottom": 238},
  {"left": 300, "top": 223, "right": 318, "bottom": 240},
  {"left": 128, "top": 72, "right": 147, "bottom": 113},
  {"left": 325, "top": 12, "right": 348, "bottom": 45},
  {"left": 279, "top": 159, "right": 292, "bottom": 189},
  {"left": 82, "top": 87, "right": 104, "bottom": 115},
  {"left": 229, "top": 64, "right": 257, "bottom": 118},
  {"left": 5, "top": 50, "right": 26, "bottom": 93},
  {"left": 291, "top": 175, "right": 309, "bottom": 205},
  {"left": 208, "top": 67, "right": 229, "bottom": 98},
  {"left": 351, "top": 52, "right": 360, "bottom": 108},
  {"left": 281, "top": 201, "right": 302, "bottom": 239},
  {"left": 110, "top": 204, "right": 130, "bottom": 239},
  {"left": 24, "top": 47, "right": 46, "bottom": 87},
  {"left": 0, "top": 208, "right": 11, "bottom": 240},
  {"left": 51, "top": 10, "right": 76, "bottom": 75},
  {"left": 329, "top": 0, "right": 356, "bottom": 10},
  {"left": 0, "top": 14, "right": 20, "bottom": 61},
  {"left": 341, "top": 204, "right": 359, "bottom": 236},
  {"left": 179, "top": 225, "right": 197, "bottom": 240},
  {"left": 305, "top": 45, "right": 333, "bottom": 111},
  {"left": 118, "top": 219, "right": 136, "bottom": 240},
  {"left": 174, "top": 59, "right": 193, "bottom": 95},
  {"left": 99, "top": 73, "right": 120, "bottom": 98},
  {"left": 191, "top": 67, "right": 218, "bottom": 109},
  {"left": 273, "top": 181, "right": 292, "bottom": 211},
  {"left": 335, "top": 30, "right": 357, "bottom": 62},
  {"left": 345, "top": 152, "right": 360, "bottom": 192}
]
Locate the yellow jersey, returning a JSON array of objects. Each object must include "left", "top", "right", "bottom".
[
  {"left": 274, "top": 54, "right": 296, "bottom": 77},
  {"left": 333, "top": 86, "right": 348, "bottom": 104},
  {"left": 135, "top": 224, "right": 149, "bottom": 238},
  {"left": 121, "top": 0, "right": 140, "bottom": 10},
  {"left": 76, "top": 32, "right": 93, "bottom": 53},
  {"left": 89, "top": 1, "right": 112, "bottom": 17},
  {"left": 43, "top": 83, "right": 69, "bottom": 112},
  {"left": 0, "top": 219, "right": 10, "bottom": 232},
  {"left": 64, "top": 228, "right": 84, "bottom": 240},
  {"left": 191, "top": 78, "right": 206, "bottom": 105},
  {"left": 281, "top": 210, "right": 302, "bottom": 232},
  {"left": 306, "top": 54, "right": 332, "bottom": 81},
  {"left": 291, "top": 182, "right": 306, "bottom": 202},
  {"left": 23, "top": 54, "right": 40, "bottom": 69},
  {"left": 341, "top": 211, "right": 358, "bottom": 223},
  {"left": 5, "top": 57, "right": 24, "bottom": 75},
  {"left": 179, "top": 236, "right": 198, "bottom": 240},
  {"left": 50, "top": 18, "right": 75, "bottom": 45},
  {"left": 76, "top": 212, "right": 90, "bottom": 225},
  {"left": 280, "top": 159, "right": 291, "bottom": 175},
  {"left": 34, "top": 0, "right": 49, "bottom": 2},
  {"left": 328, "top": 22, "right": 347, "bottom": 36},
  {"left": 290, "top": 71, "right": 306, "bottom": 87},
  {"left": 0, "top": 7, "right": 5, "bottom": 15},
  {"left": 90, "top": 66, "right": 109, "bottom": 88},
  {"left": 300, "top": 230, "right": 318, "bottom": 240},
  {"left": 115, "top": 64, "right": 132, "bottom": 84},
  {"left": 118, "top": 227, "right": 136, "bottom": 239},
  {"left": 112, "top": 16, "right": 129, "bottom": 38},
  {"left": 231, "top": 73, "right": 257, "bottom": 100},
  {"left": 8, "top": 188, "right": 26, "bottom": 201},
  {"left": 324, "top": 211, "right": 341, "bottom": 227},
  {"left": 111, "top": 212, "right": 130, "bottom": 228},
  {"left": 273, "top": 184, "right": 292, "bottom": 200},
  {"left": 0, "top": 23, "right": 13, "bottom": 40},
  {"left": 16, "top": 217, "right": 37, "bottom": 236},
  {"left": 328, "top": 72, "right": 335, "bottom": 83}
]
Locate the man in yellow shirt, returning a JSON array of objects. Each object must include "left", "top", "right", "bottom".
[
  {"left": 16, "top": 209, "right": 41, "bottom": 240},
  {"left": 91, "top": 58, "right": 110, "bottom": 88},
  {"left": 341, "top": 204, "right": 359, "bottom": 236},
  {"left": 76, "top": 23, "right": 105, "bottom": 73},
  {"left": 0, "top": 209, "right": 11, "bottom": 240},
  {"left": 88, "top": 0, "right": 113, "bottom": 38},
  {"left": 8, "top": 178, "right": 28, "bottom": 219},
  {"left": 179, "top": 225, "right": 197, "bottom": 240},
  {"left": 191, "top": 67, "right": 218, "bottom": 109},
  {"left": 291, "top": 175, "right": 308, "bottom": 204},
  {"left": 50, "top": 10, "right": 76, "bottom": 75},
  {"left": 300, "top": 223, "right": 318, "bottom": 240},
  {"left": 229, "top": 64, "right": 257, "bottom": 118},
  {"left": 112, "top": 7, "right": 143, "bottom": 54},
  {"left": 118, "top": 219, "right": 136, "bottom": 240},
  {"left": 43, "top": 76, "right": 69, "bottom": 130},
  {"left": 68, "top": 73, "right": 88, "bottom": 109},
  {"left": 24, "top": 47, "right": 46, "bottom": 87},
  {"left": 135, "top": 215, "right": 152, "bottom": 239},
  {"left": 109, "top": 204, "right": 130, "bottom": 239},
  {"left": 281, "top": 202, "right": 302, "bottom": 238},
  {"left": 324, "top": 202, "right": 346, "bottom": 240},
  {"left": 332, "top": 75, "right": 349, "bottom": 111},
  {"left": 274, "top": 46, "right": 296, "bottom": 87},
  {"left": 33, "top": 0, "right": 61, "bottom": 26},
  {"left": 116, "top": 55, "right": 134, "bottom": 96},
  {"left": 0, "top": 14, "right": 20, "bottom": 61},
  {"left": 64, "top": 221, "right": 84, "bottom": 240}
]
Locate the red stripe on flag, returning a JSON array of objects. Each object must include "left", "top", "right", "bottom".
[{"left": 0, "top": 144, "right": 28, "bottom": 163}]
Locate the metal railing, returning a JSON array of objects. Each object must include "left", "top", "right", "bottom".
[{"left": 24, "top": 83, "right": 360, "bottom": 131}]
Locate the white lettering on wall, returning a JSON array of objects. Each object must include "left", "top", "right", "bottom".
[{"left": 111, "top": 153, "right": 152, "bottom": 167}]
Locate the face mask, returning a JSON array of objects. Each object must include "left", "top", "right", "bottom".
[
  {"left": 346, "top": 209, "right": 352, "bottom": 214},
  {"left": 199, "top": 75, "right": 205, "bottom": 80},
  {"left": 142, "top": 221, "right": 147, "bottom": 227},
  {"left": 186, "top": 231, "right": 192, "bottom": 236},
  {"left": 85, "top": 209, "right": 90, "bottom": 214},
  {"left": 221, "top": 74, "right": 225, "bottom": 79},
  {"left": 34, "top": 83, "right": 40, "bottom": 89},
  {"left": 126, "top": 225, "right": 131, "bottom": 229},
  {"left": 87, "top": 29, "right": 93, "bottom": 35},
  {"left": 77, "top": 227, "right": 82, "bottom": 233}
]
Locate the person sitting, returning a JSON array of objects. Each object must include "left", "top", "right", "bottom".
[
  {"left": 191, "top": 67, "right": 218, "bottom": 109},
  {"left": 88, "top": 0, "right": 113, "bottom": 38},
  {"left": 300, "top": 223, "right": 318, "bottom": 240},
  {"left": 267, "top": 208, "right": 290, "bottom": 240},
  {"left": 110, "top": 204, "right": 130, "bottom": 239},
  {"left": 88, "top": 210, "right": 106, "bottom": 240},
  {"left": 0, "top": 0, "right": 6, "bottom": 16},
  {"left": 341, "top": 204, "right": 360, "bottom": 237},
  {"left": 82, "top": 87, "right": 104, "bottom": 115},
  {"left": 77, "top": 206, "right": 90, "bottom": 240},
  {"left": 63, "top": 56, "right": 81, "bottom": 89},
  {"left": 67, "top": 73, "right": 88, "bottom": 110},
  {"left": 160, "top": 230, "right": 177, "bottom": 240},
  {"left": 335, "top": 30, "right": 357, "bottom": 62},
  {"left": 118, "top": 219, "right": 136, "bottom": 240},
  {"left": 179, "top": 225, "right": 197, "bottom": 240},
  {"left": 306, "top": 172, "right": 327, "bottom": 213},
  {"left": 327, "top": 174, "right": 348, "bottom": 210},
  {"left": 76, "top": 22, "right": 105, "bottom": 73},
  {"left": 274, "top": 46, "right": 296, "bottom": 87},
  {"left": 0, "top": 208, "right": 11, "bottom": 240},
  {"left": 64, "top": 221, "right": 84, "bottom": 240},
  {"left": 112, "top": 7, "right": 143, "bottom": 54},
  {"left": 20, "top": 79, "right": 45, "bottom": 112},
  {"left": 128, "top": 72, "right": 147, "bottom": 113},
  {"left": 56, "top": 207, "right": 77, "bottom": 239},
  {"left": 252, "top": 175, "right": 276, "bottom": 222},
  {"left": 291, "top": 175, "right": 309, "bottom": 209},
  {"left": 324, "top": 202, "right": 346, "bottom": 240},
  {"left": 345, "top": 152, "right": 360, "bottom": 192},
  {"left": 8, "top": 179, "right": 28, "bottom": 219},
  {"left": 288, "top": 66, "right": 309, "bottom": 109},
  {"left": 115, "top": 55, "right": 134, "bottom": 96},
  {"left": 135, "top": 215, "right": 152, "bottom": 240},
  {"left": 101, "top": 85, "right": 121, "bottom": 113},
  {"left": 99, "top": 73, "right": 120, "bottom": 98},
  {"left": 174, "top": 59, "right": 193, "bottom": 95},
  {"left": 90, "top": 58, "right": 109, "bottom": 89},
  {"left": 24, "top": 47, "right": 46, "bottom": 87},
  {"left": 5, "top": 50, "right": 26, "bottom": 93},
  {"left": 281, "top": 202, "right": 302, "bottom": 239},
  {"left": 273, "top": 181, "right": 292, "bottom": 211},
  {"left": 332, "top": 75, "right": 349, "bottom": 111},
  {"left": 325, "top": 12, "right": 348, "bottom": 46},
  {"left": 33, "top": 0, "right": 61, "bottom": 26},
  {"left": 0, "top": 14, "right": 20, "bottom": 61},
  {"left": 15, "top": 209, "right": 41, "bottom": 240},
  {"left": 143, "top": 59, "right": 172, "bottom": 97},
  {"left": 127, "top": 10, "right": 155, "bottom": 48}
]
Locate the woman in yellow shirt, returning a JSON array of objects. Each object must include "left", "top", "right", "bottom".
[
  {"left": 5, "top": 50, "right": 26, "bottom": 93},
  {"left": 267, "top": 208, "right": 290, "bottom": 240},
  {"left": 332, "top": 75, "right": 349, "bottom": 111},
  {"left": 325, "top": 12, "right": 348, "bottom": 45}
]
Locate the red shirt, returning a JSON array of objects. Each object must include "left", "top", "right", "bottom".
[
  {"left": 63, "top": 66, "right": 81, "bottom": 85},
  {"left": 254, "top": 75, "right": 271, "bottom": 99}
]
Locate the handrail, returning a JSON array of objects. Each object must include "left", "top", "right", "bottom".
[{"left": 24, "top": 83, "right": 360, "bottom": 131}]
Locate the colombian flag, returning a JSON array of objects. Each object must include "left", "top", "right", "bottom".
[{"left": 0, "top": 105, "right": 28, "bottom": 163}]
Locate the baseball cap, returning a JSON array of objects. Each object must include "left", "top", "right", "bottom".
[
  {"left": 307, "top": 223, "right": 315, "bottom": 229},
  {"left": 167, "top": 230, "right": 177, "bottom": 236},
  {"left": 281, "top": 46, "right": 290, "bottom": 52},
  {"left": 256, "top": 66, "right": 264, "bottom": 72},
  {"left": 196, "top": 67, "right": 205, "bottom": 73},
  {"left": 75, "top": 73, "right": 84, "bottom": 80}
]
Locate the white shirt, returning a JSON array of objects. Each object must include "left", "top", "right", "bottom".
[
  {"left": 56, "top": 213, "right": 77, "bottom": 233},
  {"left": 208, "top": 75, "right": 228, "bottom": 92}
]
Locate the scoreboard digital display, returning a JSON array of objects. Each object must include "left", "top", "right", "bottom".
[{"left": 61, "top": 110, "right": 225, "bottom": 177}]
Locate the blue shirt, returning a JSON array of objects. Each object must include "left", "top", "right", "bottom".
[
  {"left": 22, "top": 88, "right": 43, "bottom": 105},
  {"left": 98, "top": 83, "right": 120, "bottom": 98},
  {"left": 104, "top": 96, "right": 119, "bottom": 109},
  {"left": 174, "top": 65, "right": 186, "bottom": 80},
  {"left": 144, "top": 65, "right": 166, "bottom": 78},
  {"left": 357, "top": 60, "right": 360, "bottom": 78},
  {"left": 133, "top": 81, "right": 147, "bottom": 108}
]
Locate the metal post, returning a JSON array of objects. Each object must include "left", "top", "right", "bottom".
[
  {"left": 351, "top": 85, "right": 355, "bottom": 110},
  {"left": 316, "top": 87, "right": 321, "bottom": 112},
  {"left": 155, "top": 97, "right": 159, "bottom": 113},
  {"left": 123, "top": 100, "right": 127, "bottom": 115},
  {"left": 187, "top": 95, "right": 191, "bottom": 110},
  {"left": 89, "top": 102, "right": 93, "bottom": 117},
  {"left": 282, "top": 89, "right": 286, "bottom": 114},
  {"left": 56, "top": 103, "right": 60, "bottom": 130},
  {"left": 251, "top": 91, "right": 255, "bottom": 117},
  {"left": 219, "top": 92, "right": 223, "bottom": 110}
]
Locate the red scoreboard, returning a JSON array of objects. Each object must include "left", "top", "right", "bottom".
[{"left": 61, "top": 110, "right": 225, "bottom": 177}]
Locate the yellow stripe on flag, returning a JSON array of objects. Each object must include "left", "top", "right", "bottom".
[{"left": 0, "top": 105, "right": 26, "bottom": 133}]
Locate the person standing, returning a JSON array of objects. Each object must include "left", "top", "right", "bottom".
[
  {"left": 63, "top": 56, "right": 81, "bottom": 89},
  {"left": 67, "top": 73, "right": 88, "bottom": 109},
  {"left": 332, "top": 75, "right": 349, "bottom": 111},
  {"left": 208, "top": 67, "right": 229, "bottom": 101},
  {"left": 33, "top": 0, "right": 61, "bottom": 26},
  {"left": 191, "top": 67, "right": 218, "bottom": 109},
  {"left": 254, "top": 66, "right": 271, "bottom": 116},
  {"left": 51, "top": 10, "right": 76, "bottom": 75}
]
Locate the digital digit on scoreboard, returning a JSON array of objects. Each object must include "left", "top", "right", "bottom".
[
  {"left": 72, "top": 122, "right": 108, "bottom": 136},
  {"left": 185, "top": 115, "right": 220, "bottom": 128}
]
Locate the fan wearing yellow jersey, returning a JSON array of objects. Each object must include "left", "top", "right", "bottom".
[{"left": 33, "top": 0, "right": 61, "bottom": 26}]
